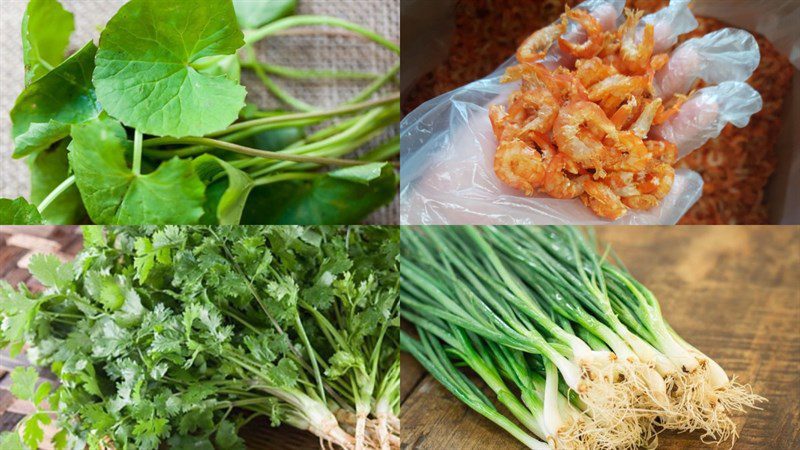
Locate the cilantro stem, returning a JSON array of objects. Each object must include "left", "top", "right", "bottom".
[
  {"left": 244, "top": 15, "right": 399, "bottom": 54},
  {"left": 294, "top": 315, "right": 326, "bottom": 402},
  {"left": 133, "top": 130, "right": 143, "bottom": 176},
  {"left": 37, "top": 175, "right": 75, "bottom": 214},
  {"left": 239, "top": 60, "right": 379, "bottom": 80},
  {"left": 220, "top": 307, "right": 260, "bottom": 334}
]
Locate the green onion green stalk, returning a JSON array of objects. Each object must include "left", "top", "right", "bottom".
[{"left": 401, "top": 226, "right": 764, "bottom": 449}]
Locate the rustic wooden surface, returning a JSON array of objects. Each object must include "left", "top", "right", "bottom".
[
  {"left": 0, "top": 226, "right": 320, "bottom": 450},
  {"left": 401, "top": 226, "right": 800, "bottom": 450}
]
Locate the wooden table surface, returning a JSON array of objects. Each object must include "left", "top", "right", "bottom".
[
  {"left": 0, "top": 227, "right": 319, "bottom": 450},
  {"left": 401, "top": 226, "right": 800, "bottom": 450}
]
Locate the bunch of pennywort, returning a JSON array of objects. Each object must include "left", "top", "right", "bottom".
[{"left": 0, "top": 0, "right": 400, "bottom": 225}]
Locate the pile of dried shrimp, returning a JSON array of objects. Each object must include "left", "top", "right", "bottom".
[{"left": 491, "top": 7, "right": 687, "bottom": 220}]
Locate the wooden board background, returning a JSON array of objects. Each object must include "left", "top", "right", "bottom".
[
  {"left": 0, "top": 226, "right": 319, "bottom": 449},
  {"left": 401, "top": 226, "right": 800, "bottom": 450}
]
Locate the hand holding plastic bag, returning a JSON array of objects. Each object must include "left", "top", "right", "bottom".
[{"left": 400, "top": 0, "right": 762, "bottom": 224}]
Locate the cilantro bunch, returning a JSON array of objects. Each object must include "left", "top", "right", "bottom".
[
  {"left": 0, "top": 225, "right": 399, "bottom": 450},
  {"left": 0, "top": 0, "right": 400, "bottom": 226}
]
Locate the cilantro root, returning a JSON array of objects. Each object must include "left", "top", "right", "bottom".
[{"left": 0, "top": 225, "right": 400, "bottom": 449}]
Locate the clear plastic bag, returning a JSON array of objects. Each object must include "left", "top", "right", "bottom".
[{"left": 400, "top": 0, "right": 763, "bottom": 225}]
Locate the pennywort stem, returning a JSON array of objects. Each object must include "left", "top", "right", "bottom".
[
  {"left": 37, "top": 175, "right": 75, "bottom": 214},
  {"left": 244, "top": 15, "right": 399, "bottom": 54},
  {"left": 159, "top": 137, "right": 367, "bottom": 166},
  {"left": 245, "top": 46, "right": 316, "bottom": 112},
  {"left": 347, "top": 61, "right": 400, "bottom": 104},
  {"left": 142, "top": 94, "right": 398, "bottom": 145},
  {"left": 133, "top": 130, "right": 143, "bottom": 176},
  {"left": 240, "top": 61, "right": 379, "bottom": 80},
  {"left": 252, "top": 172, "right": 319, "bottom": 187}
]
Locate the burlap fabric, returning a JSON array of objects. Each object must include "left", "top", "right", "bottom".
[{"left": 0, "top": 0, "right": 399, "bottom": 224}]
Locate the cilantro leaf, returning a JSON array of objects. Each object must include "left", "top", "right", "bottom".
[
  {"left": 68, "top": 116, "right": 206, "bottom": 224},
  {"left": 215, "top": 419, "right": 245, "bottom": 450},
  {"left": 27, "top": 253, "right": 72, "bottom": 291},
  {"left": 10, "top": 42, "right": 100, "bottom": 158},
  {"left": 51, "top": 429, "right": 68, "bottom": 450},
  {"left": 93, "top": 0, "right": 247, "bottom": 137},
  {"left": 10, "top": 366, "right": 39, "bottom": 401},
  {"left": 0, "top": 433, "right": 25, "bottom": 450},
  {"left": 0, "top": 198, "right": 43, "bottom": 225},
  {"left": 21, "top": 412, "right": 51, "bottom": 449},
  {"left": 0, "top": 284, "right": 40, "bottom": 351},
  {"left": 21, "top": 0, "right": 74, "bottom": 85}
]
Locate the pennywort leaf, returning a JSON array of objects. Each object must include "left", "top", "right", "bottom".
[
  {"left": 193, "top": 155, "right": 255, "bottom": 225},
  {"left": 93, "top": 0, "right": 247, "bottom": 137},
  {"left": 242, "top": 165, "right": 397, "bottom": 224},
  {"left": 21, "top": 0, "right": 74, "bottom": 85},
  {"left": 0, "top": 198, "right": 43, "bottom": 225},
  {"left": 28, "top": 140, "right": 86, "bottom": 224},
  {"left": 11, "top": 42, "right": 100, "bottom": 158},
  {"left": 234, "top": 0, "right": 296, "bottom": 29},
  {"left": 68, "top": 116, "right": 206, "bottom": 224},
  {"left": 328, "top": 162, "right": 389, "bottom": 184}
]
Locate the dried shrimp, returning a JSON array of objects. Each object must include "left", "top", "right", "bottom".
[{"left": 492, "top": 5, "right": 690, "bottom": 220}]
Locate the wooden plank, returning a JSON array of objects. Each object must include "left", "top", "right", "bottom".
[
  {"left": 0, "top": 246, "right": 28, "bottom": 279},
  {"left": 5, "top": 234, "right": 62, "bottom": 254},
  {"left": 400, "top": 352, "right": 425, "bottom": 404},
  {"left": 0, "top": 390, "right": 16, "bottom": 415},
  {"left": 401, "top": 226, "right": 800, "bottom": 449},
  {"left": 0, "top": 412, "right": 25, "bottom": 433},
  {"left": 240, "top": 420, "right": 322, "bottom": 449},
  {"left": 0, "top": 226, "right": 57, "bottom": 237}
]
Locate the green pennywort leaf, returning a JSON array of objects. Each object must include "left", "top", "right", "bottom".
[
  {"left": 328, "top": 162, "right": 389, "bottom": 185},
  {"left": 234, "top": 0, "right": 296, "bottom": 29},
  {"left": 11, "top": 42, "right": 100, "bottom": 158},
  {"left": 242, "top": 165, "right": 397, "bottom": 224},
  {"left": 68, "top": 116, "right": 206, "bottom": 224},
  {"left": 93, "top": 0, "right": 247, "bottom": 137},
  {"left": 0, "top": 198, "right": 43, "bottom": 225},
  {"left": 193, "top": 155, "right": 254, "bottom": 225},
  {"left": 28, "top": 140, "right": 86, "bottom": 224},
  {"left": 21, "top": 0, "right": 74, "bottom": 85}
]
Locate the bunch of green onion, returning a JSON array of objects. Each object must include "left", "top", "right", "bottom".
[{"left": 400, "top": 226, "right": 764, "bottom": 449}]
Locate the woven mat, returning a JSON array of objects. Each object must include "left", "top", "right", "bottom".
[{"left": 0, "top": 0, "right": 399, "bottom": 225}]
